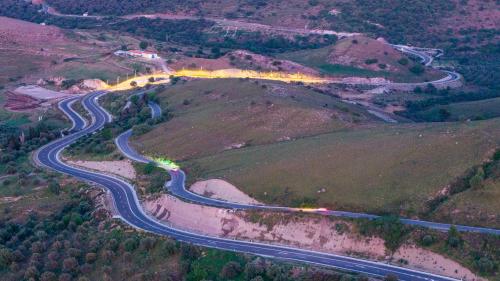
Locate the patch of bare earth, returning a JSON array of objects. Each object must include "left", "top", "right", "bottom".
[
  {"left": 394, "top": 245, "right": 481, "bottom": 281},
  {"left": 67, "top": 160, "right": 136, "bottom": 180},
  {"left": 228, "top": 50, "right": 320, "bottom": 75},
  {"left": 190, "top": 179, "right": 261, "bottom": 205},
  {"left": 143, "top": 194, "right": 480, "bottom": 280},
  {"left": 169, "top": 50, "right": 320, "bottom": 75}
]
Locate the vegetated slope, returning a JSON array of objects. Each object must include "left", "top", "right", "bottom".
[
  {"left": 132, "top": 79, "right": 375, "bottom": 161},
  {"left": 433, "top": 176, "right": 500, "bottom": 229},
  {"left": 411, "top": 97, "right": 500, "bottom": 122},
  {"left": 183, "top": 118, "right": 500, "bottom": 217},
  {"left": 278, "top": 36, "right": 445, "bottom": 82}
]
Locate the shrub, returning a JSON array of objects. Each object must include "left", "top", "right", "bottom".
[
  {"left": 409, "top": 64, "right": 424, "bottom": 75},
  {"left": 398, "top": 58, "right": 409, "bottom": 65},
  {"left": 358, "top": 216, "right": 408, "bottom": 252},
  {"left": 365, "top": 58, "right": 378, "bottom": 64},
  {"left": 421, "top": 234, "right": 435, "bottom": 246},
  {"left": 123, "top": 238, "right": 138, "bottom": 252},
  {"left": 474, "top": 257, "right": 495, "bottom": 274}
]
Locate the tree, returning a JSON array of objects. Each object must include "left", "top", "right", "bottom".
[
  {"left": 447, "top": 225, "right": 461, "bottom": 247},
  {"left": 139, "top": 237, "right": 156, "bottom": 250},
  {"left": 139, "top": 41, "right": 149, "bottom": 50},
  {"left": 0, "top": 247, "right": 13, "bottom": 269},
  {"left": 40, "top": 271, "right": 57, "bottom": 281},
  {"left": 24, "top": 266, "right": 39, "bottom": 279},
  {"left": 62, "top": 257, "right": 78, "bottom": 272},
  {"left": 58, "top": 273, "right": 72, "bottom": 281},
  {"left": 244, "top": 259, "right": 265, "bottom": 279},
  {"left": 220, "top": 261, "right": 242, "bottom": 279},
  {"left": 385, "top": 274, "right": 399, "bottom": 281},
  {"left": 424, "top": 83, "right": 437, "bottom": 95},
  {"left": 48, "top": 181, "right": 61, "bottom": 195},
  {"left": 130, "top": 81, "right": 138, "bottom": 87},
  {"left": 85, "top": 252, "right": 97, "bottom": 264}
]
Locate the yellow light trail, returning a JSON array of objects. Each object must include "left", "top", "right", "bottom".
[
  {"left": 100, "top": 69, "right": 334, "bottom": 91},
  {"left": 103, "top": 74, "right": 172, "bottom": 91},
  {"left": 174, "top": 69, "right": 334, "bottom": 84}
]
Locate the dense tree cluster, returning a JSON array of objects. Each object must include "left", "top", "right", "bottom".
[
  {"left": 397, "top": 89, "right": 500, "bottom": 122},
  {"left": 45, "top": 0, "right": 200, "bottom": 16},
  {"left": 0, "top": 190, "right": 182, "bottom": 281},
  {"left": 0, "top": 189, "right": 372, "bottom": 280},
  {"left": 109, "top": 17, "right": 337, "bottom": 54},
  {"left": 0, "top": 0, "right": 46, "bottom": 23},
  {"left": 0, "top": 121, "right": 61, "bottom": 174}
]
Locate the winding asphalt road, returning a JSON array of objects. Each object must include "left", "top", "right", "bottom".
[
  {"left": 35, "top": 92, "right": 468, "bottom": 281},
  {"left": 390, "top": 45, "right": 461, "bottom": 85},
  {"left": 114, "top": 95, "right": 500, "bottom": 236},
  {"left": 116, "top": 129, "right": 500, "bottom": 236}
]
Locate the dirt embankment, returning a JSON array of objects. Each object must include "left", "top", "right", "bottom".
[
  {"left": 190, "top": 179, "right": 261, "bottom": 205},
  {"left": 67, "top": 160, "right": 136, "bottom": 180},
  {"left": 143, "top": 194, "right": 480, "bottom": 281}
]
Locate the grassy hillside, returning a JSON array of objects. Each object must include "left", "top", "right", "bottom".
[
  {"left": 133, "top": 79, "right": 376, "bottom": 160},
  {"left": 433, "top": 179, "right": 500, "bottom": 229},
  {"left": 182, "top": 118, "right": 500, "bottom": 216},
  {"left": 277, "top": 36, "right": 445, "bottom": 83}
]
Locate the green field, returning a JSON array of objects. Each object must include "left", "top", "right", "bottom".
[
  {"left": 415, "top": 97, "right": 500, "bottom": 121},
  {"left": 182, "top": 118, "right": 500, "bottom": 216},
  {"left": 133, "top": 79, "right": 377, "bottom": 160}
]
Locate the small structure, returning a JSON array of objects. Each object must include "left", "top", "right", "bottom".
[{"left": 114, "top": 50, "right": 159, "bottom": 60}]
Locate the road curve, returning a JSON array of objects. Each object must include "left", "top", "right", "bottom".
[
  {"left": 58, "top": 96, "right": 88, "bottom": 132},
  {"left": 115, "top": 112, "right": 500, "bottom": 236},
  {"left": 35, "top": 92, "right": 464, "bottom": 281}
]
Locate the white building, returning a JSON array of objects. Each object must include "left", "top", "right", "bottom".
[{"left": 114, "top": 50, "right": 159, "bottom": 60}]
